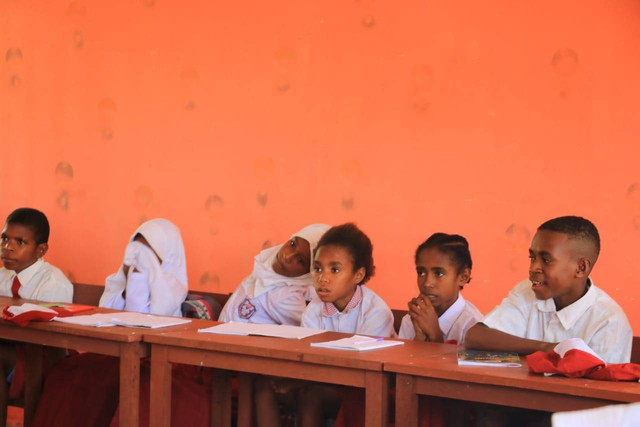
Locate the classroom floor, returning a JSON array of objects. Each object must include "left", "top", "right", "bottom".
[{"left": 7, "top": 407, "right": 23, "bottom": 427}]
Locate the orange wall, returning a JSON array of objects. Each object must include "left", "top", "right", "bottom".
[{"left": 2, "top": 1, "right": 640, "bottom": 331}]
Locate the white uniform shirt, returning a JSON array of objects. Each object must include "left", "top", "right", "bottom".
[
  {"left": 482, "top": 279, "right": 632, "bottom": 364},
  {"left": 0, "top": 258, "right": 72, "bottom": 303},
  {"left": 398, "top": 294, "right": 482, "bottom": 344},
  {"left": 552, "top": 402, "right": 640, "bottom": 427},
  {"left": 302, "top": 285, "right": 396, "bottom": 338},
  {"left": 99, "top": 219, "right": 188, "bottom": 317},
  {"left": 218, "top": 224, "right": 330, "bottom": 326},
  {"left": 219, "top": 283, "right": 307, "bottom": 325}
]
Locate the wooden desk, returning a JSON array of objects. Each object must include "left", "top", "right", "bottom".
[
  {"left": 0, "top": 297, "right": 198, "bottom": 427},
  {"left": 385, "top": 344, "right": 640, "bottom": 427},
  {"left": 146, "top": 326, "right": 414, "bottom": 427}
]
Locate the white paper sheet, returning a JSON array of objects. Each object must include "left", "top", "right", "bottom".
[
  {"left": 52, "top": 312, "right": 191, "bottom": 328},
  {"left": 198, "top": 322, "right": 324, "bottom": 339},
  {"left": 310, "top": 335, "right": 404, "bottom": 351}
]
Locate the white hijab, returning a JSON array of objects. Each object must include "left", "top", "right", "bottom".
[
  {"left": 99, "top": 218, "right": 188, "bottom": 316},
  {"left": 243, "top": 223, "right": 329, "bottom": 299},
  {"left": 132, "top": 218, "right": 188, "bottom": 285}
]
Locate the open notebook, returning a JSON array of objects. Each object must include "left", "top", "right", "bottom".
[
  {"left": 53, "top": 312, "right": 191, "bottom": 328},
  {"left": 198, "top": 322, "right": 324, "bottom": 339},
  {"left": 310, "top": 335, "right": 404, "bottom": 351}
]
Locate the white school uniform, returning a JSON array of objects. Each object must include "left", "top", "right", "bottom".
[
  {"left": 482, "top": 278, "right": 632, "bottom": 364},
  {"left": 0, "top": 258, "right": 72, "bottom": 302},
  {"left": 552, "top": 402, "right": 640, "bottom": 427},
  {"left": 398, "top": 294, "right": 482, "bottom": 344},
  {"left": 302, "top": 285, "right": 396, "bottom": 338},
  {"left": 100, "top": 219, "right": 188, "bottom": 317},
  {"left": 219, "top": 224, "right": 330, "bottom": 325}
]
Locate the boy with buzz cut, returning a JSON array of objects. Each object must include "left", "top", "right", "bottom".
[
  {"left": 465, "top": 215, "right": 632, "bottom": 364},
  {"left": 0, "top": 207, "right": 72, "bottom": 427}
]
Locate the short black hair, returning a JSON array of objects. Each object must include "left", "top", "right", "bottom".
[
  {"left": 415, "top": 233, "right": 472, "bottom": 277},
  {"left": 6, "top": 208, "right": 50, "bottom": 244},
  {"left": 537, "top": 216, "right": 600, "bottom": 259},
  {"left": 315, "top": 223, "right": 375, "bottom": 285}
]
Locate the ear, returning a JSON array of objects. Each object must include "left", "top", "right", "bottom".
[
  {"left": 37, "top": 242, "right": 48, "bottom": 258},
  {"left": 575, "top": 257, "right": 591, "bottom": 278},
  {"left": 458, "top": 268, "right": 471, "bottom": 290},
  {"left": 353, "top": 266, "right": 366, "bottom": 285}
]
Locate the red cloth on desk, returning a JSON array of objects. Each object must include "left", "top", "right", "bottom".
[
  {"left": 527, "top": 338, "right": 640, "bottom": 381},
  {"left": 2, "top": 304, "right": 57, "bottom": 327}
]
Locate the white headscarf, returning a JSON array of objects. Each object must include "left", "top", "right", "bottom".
[
  {"left": 133, "top": 218, "right": 188, "bottom": 285},
  {"left": 243, "top": 223, "right": 330, "bottom": 299},
  {"left": 99, "top": 218, "right": 188, "bottom": 316}
]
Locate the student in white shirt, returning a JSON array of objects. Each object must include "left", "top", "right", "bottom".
[
  {"left": 255, "top": 223, "right": 393, "bottom": 427},
  {"left": 552, "top": 402, "right": 640, "bottom": 427},
  {"left": 0, "top": 208, "right": 72, "bottom": 302},
  {"left": 398, "top": 233, "right": 482, "bottom": 345},
  {"left": 99, "top": 218, "right": 187, "bottom": 317},
  {"left": 0, "top": 207, "right": 72, "bottom": 427},
  {"left": 466, "top": 216, "right": 632, "bottom": 364},
  {"left": 219, "top": 223, "right": 330, "bottom": 325}
]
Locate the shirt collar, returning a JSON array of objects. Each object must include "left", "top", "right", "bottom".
[
  {"left": 15, "top": 258, "right": 44, "bottom": 288},
  {"left": 438, "top": 294, "right": 466, "bottom": 336},
  {"left": 322, "top": 285, "right": 363, "bottom": 317},
  {"left": 535, "top": 278, "right": 595, "bottom": 330}
]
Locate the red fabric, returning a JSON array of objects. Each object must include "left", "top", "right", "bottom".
[
  {"left": 1, "top": 304, "right": 75, "bottom": 327},
  {"left": 33, "top": 355, "right": 220, "bottom": 427},
  {"left": 2, "top": 306, "right": 57, "bottom": 327},
  {"left": 9, "top": 346, "right": 74, "bottom": 404},
  {"left": 527, "top": 349, "right": 640, "bottom": 381},
  {"left": 110, "top": 361, "right": 215, "bottom": 427},
  {"left": 8, "top": 345, "right": 25, "bottom": 400},
  {"left": 11, "top": 276, "right": 20, "bottom": 298},
  {"left": 32, "top": 353, "right": 121, "bottom": 427},
  {"left": 334, "top": 386, "right": 448, "bottom": 427}
]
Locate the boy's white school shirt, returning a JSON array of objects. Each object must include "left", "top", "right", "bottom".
[
  {"left": 301, "top": 285, "right": 397, "bottom": 338},
  {"left": 482, "top": 278, "right": 632, "bottom": 364},
  {"left": 552, "top": 402, "right": 640, "bottom": 427},
  {"left": 0, "top": 258, "right": 73, "bottom": 303},
  {"left": 398, "top": 294, "right": 482, "bottom": 344}
]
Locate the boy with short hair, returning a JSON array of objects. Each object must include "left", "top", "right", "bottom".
[
  {"left": 466, "top": 215, "right": 632, "bottom": 364},
  {"left": 0, "top": 207, "right": 72, "bottom": 301},
  {"left": 0, "top": 207, "right": 72, "bottom": 427}
]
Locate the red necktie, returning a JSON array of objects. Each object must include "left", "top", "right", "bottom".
[{"left": 11, "top": 276, "right": 21, "bottom": 298}]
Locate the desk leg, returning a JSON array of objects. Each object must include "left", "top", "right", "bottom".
[
  {"left": 395, "top": 374, "right": 418, "bottom": 427},
  {"left": 119, "top": 343, "right": 143, "bottom": 427},
  {"left": 364, "top": 371, "right": 388, "bottom": 427},
  {"left": 150, "top": 345, "right": 172, "bottom": 427},
  {"left": 237, "top": 372, "right": 254, "bottom": 427},
  {"left": 211, "top": 369, "right": 232, "bottom": 427},
  {"left": 23, "top": 344, "right": 43, "bottom": 427}
]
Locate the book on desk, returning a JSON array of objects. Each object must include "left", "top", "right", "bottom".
[{"left": 457, "top": 349, "right": 521, "bottom": 367}]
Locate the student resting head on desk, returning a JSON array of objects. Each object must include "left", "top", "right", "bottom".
[
  {"left": 398, "top": 232, "right": 482, "bottom": 344},
  {"left": 0, "top": 207, "right": 72, "bottom": 427},
  {"left": 218, "top": 223, "right": 330, "bottom": 325},
  {"left": 99, "top": 218, "right": 188, "bottom": 317},
  {"left": 465, "top": 215, "right": 632, "bottom": 364},
  {"left": 254, "top": 223, "right": 395, "bottom": 427}
]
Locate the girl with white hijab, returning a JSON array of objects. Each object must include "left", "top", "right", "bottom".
[
  {"left": 219, "top": 223, "right": 330, "bottom": 325},
  {"left": 99, "top": 218, "right": 188, "bottom": 317}
]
